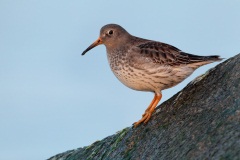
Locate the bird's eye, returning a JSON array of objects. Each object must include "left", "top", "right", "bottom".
[{"left": 108, "top": 30, "right": 113, "bottom": 35}]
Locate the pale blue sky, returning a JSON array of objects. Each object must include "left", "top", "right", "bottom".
[{"left": 0, "top": 1, "right": 239, "bottom": 160}]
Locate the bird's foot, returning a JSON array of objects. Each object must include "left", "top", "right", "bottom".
[
  {"left": 133, "top": 93, "right": 162, "bottom": 128},
  {"left": 133, "top": 112, "right": 152, "bottom": 128},
  {"left": 142, "top": 112, "right": 147, "bottom": 117}
]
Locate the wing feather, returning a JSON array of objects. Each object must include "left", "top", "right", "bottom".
[{"left": 135, "top": 41, "right": 220, "bottom": 66}]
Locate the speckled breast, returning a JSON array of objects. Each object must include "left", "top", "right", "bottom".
[{"left": 106, "top": 49, "right": 161, "bottom": 92}]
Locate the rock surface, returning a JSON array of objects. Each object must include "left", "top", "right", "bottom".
[{"left": 48, "top": 54, "right": 240, "bottom": 160}]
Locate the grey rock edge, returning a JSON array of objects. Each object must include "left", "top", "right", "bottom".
[{"left": 48, "top": 53, "right": 240, "bottom": 160}]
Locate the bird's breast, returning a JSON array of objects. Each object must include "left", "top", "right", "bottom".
[{"left": 106, "top": 50, "right": 159, "bottom": 92}]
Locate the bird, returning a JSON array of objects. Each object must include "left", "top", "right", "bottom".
[{"left": 82, "top": 24, "right": 222, "bottom": 127}]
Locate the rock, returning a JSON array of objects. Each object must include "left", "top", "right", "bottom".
[{"left": 48, "top": 53, "right": 240, "bottom": 160}]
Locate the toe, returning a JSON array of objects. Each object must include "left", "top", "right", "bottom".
[{"left": 133, "top": 115, "right": 148, "bottom": 127}]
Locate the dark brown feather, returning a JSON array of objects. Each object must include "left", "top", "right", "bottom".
[{"left": 137, "top": 41, "right": 221, "bottom": 66}]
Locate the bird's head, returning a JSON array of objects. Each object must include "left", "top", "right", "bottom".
[{"left": 82, "top": 24, "right": 130, "bottom": 55}]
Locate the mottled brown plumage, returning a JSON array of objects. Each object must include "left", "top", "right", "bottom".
[{"left": 82, "top": 24, "right": 222, "bottom": 127}]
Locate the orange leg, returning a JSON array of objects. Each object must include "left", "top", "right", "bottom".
[
  {"left": 142, "top": 94, "right": 157, "bottom": 117},
  {"left": 133, "top": 93, "right": 162, "bottom": 127}
]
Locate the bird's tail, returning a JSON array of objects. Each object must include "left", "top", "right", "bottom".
[
  {"left": 181, "top": 52, "right": 223, "bottom": 67},
  {"left": 187, "top": 53, "right": 223, "bottom": 62},
  {"left": 181, "top": 51, "right": 222, "bottom": 63},
  {"left": 200, "top": 55, "right": 223, "bottom": 62}
]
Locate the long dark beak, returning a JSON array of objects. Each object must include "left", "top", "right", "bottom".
[{"left": 82, "top": 37, "right": 103, "bottom": 55}]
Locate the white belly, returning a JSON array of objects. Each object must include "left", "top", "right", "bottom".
[{"left": 111, "top": 64, "right": 195, "bottom": 93}]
